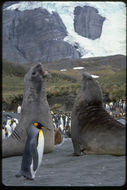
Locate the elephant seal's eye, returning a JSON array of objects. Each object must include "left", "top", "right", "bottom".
[{"left": 32, "top": 72, "right": 36, "bottom": 75}]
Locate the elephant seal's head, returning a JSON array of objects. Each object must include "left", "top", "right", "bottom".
[
  {"left": 24, "top": 63, "right": 49, "bottom": 83},
  {"left": 24, "top": 63, "right": 50, "bottom": 94},
  {"left": 81, "top": 72, "right": 103, "bottom": 106}
]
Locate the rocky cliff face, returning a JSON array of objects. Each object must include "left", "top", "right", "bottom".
[
  {"left": 3, "top": 8, "right": 80, "bottom": 64},
  {"left": 74, "top": 6, "right": 105, "bottom": 40}
]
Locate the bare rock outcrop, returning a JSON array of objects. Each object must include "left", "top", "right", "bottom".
[
  {"left": 74, "top": 6, "right": 105, "bottom": 40},
  {"left": 3, "top": 8, "right": 80, "bottom": 64}
]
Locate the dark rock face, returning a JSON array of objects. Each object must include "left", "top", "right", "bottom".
[
  {"left": 2, "top": 8, "right": 80, "bottom": 64},
  {"left": 74, "top": 6, "right": 105, "bottom": 40}
]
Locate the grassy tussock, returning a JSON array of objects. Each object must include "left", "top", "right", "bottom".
[{"left": 98, "top": 69, "right": 126, "bottom": 100}]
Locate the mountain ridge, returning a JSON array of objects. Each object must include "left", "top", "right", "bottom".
[{"left": 2, "top": 2, "right": 126, "bottom": 64}]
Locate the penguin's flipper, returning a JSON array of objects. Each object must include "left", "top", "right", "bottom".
[{"left": 30, "top": 140, "right": 38, "bottom": 171}]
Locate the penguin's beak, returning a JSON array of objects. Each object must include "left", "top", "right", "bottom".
[
  {"left": 41, "top": 126, "right": 50, "bottom": 131},
  {"left": 41, "top": 126, "right": 46, "bottom": 129},
  {"left": 33, "top": 121, "right": 51, "bottom": 131}
]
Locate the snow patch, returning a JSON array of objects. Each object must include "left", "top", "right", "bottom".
[
  {"left": 60, "top": 69, "right": 67, "bottom": 72},
  {"left": 73, "top": 67, "right": 85, "bottom": 70},
  {"left": 91, "top": 75, "right": 100, "bottom": 79}
]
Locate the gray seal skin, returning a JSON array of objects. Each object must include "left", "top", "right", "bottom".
[
  {"left": 3, "top": 63, "right": 54, "bottom": 157},
  {"left": 71, "top": 72, "right": 125, "bottom": 156}
]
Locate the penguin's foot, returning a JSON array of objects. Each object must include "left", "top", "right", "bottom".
[
  {"left": 15, "top": 171, "right": 22, "bottom": 177},
  {"left": 16, "top": 170, "right": 34, "bottom": 180},
  {"left": 23, "top": 173, "right": 35, "bottom": 180},
  {"left": 25, "top": 176, "right": 34, "bottom": 180}
]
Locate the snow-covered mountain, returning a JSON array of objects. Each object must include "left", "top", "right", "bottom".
[{"left": 3, "top": 1, "right": 126, "bottom": 62}]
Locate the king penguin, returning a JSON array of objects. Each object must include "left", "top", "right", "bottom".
[{"left": 16, "top": 122, "right": 46, "bottom": 180}]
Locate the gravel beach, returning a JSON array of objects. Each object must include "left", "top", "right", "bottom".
[{"left": 2, "top": 138, "right": 126, "bottom": 187}]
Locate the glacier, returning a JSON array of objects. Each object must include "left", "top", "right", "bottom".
[{"left": 5, "top": 1, "right": 126, "bottom": 58}]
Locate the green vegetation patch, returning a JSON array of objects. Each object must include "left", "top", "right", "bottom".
[
  {"left": 2, "top": 61, "right": 80, "bottom": 104},
  {"left": 2, "top": 75, "right": 24, "bottom": 104},
  {"left": 98, "top": 69, "right": 126, "bottom": 101},
  {"left": 2, "top": 59, "right": 126, "bottom": 106},
  {"left": 2, "top": 59, "right": 28, "bottom": 76}
]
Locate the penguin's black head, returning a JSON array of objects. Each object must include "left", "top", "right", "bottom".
[{"left": 33, "top": 122, "right": 46, "bottom": 130}]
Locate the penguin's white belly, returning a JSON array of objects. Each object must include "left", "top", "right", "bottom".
[
  {"left": 37, "top": 130, "right": 44, "bottom": 167},
  {"left": 2, "top": 129, "right": 5, "bottom": 139},
  {"left": 5, "top": 124, "right": 12, "bottom": 132},
  {"left": 30, "top": 130, "right": 44, "bottom": 179},
  {"left": 59, "top": 118, "right": 64, "bottom": 131}
]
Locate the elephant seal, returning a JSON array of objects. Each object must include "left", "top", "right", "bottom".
[
  {"left": 71, "top": 72, "right": 125, "bottom": 156},
  {"left": 3, "top": 63, "right": 54, "bottom": 158}
]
